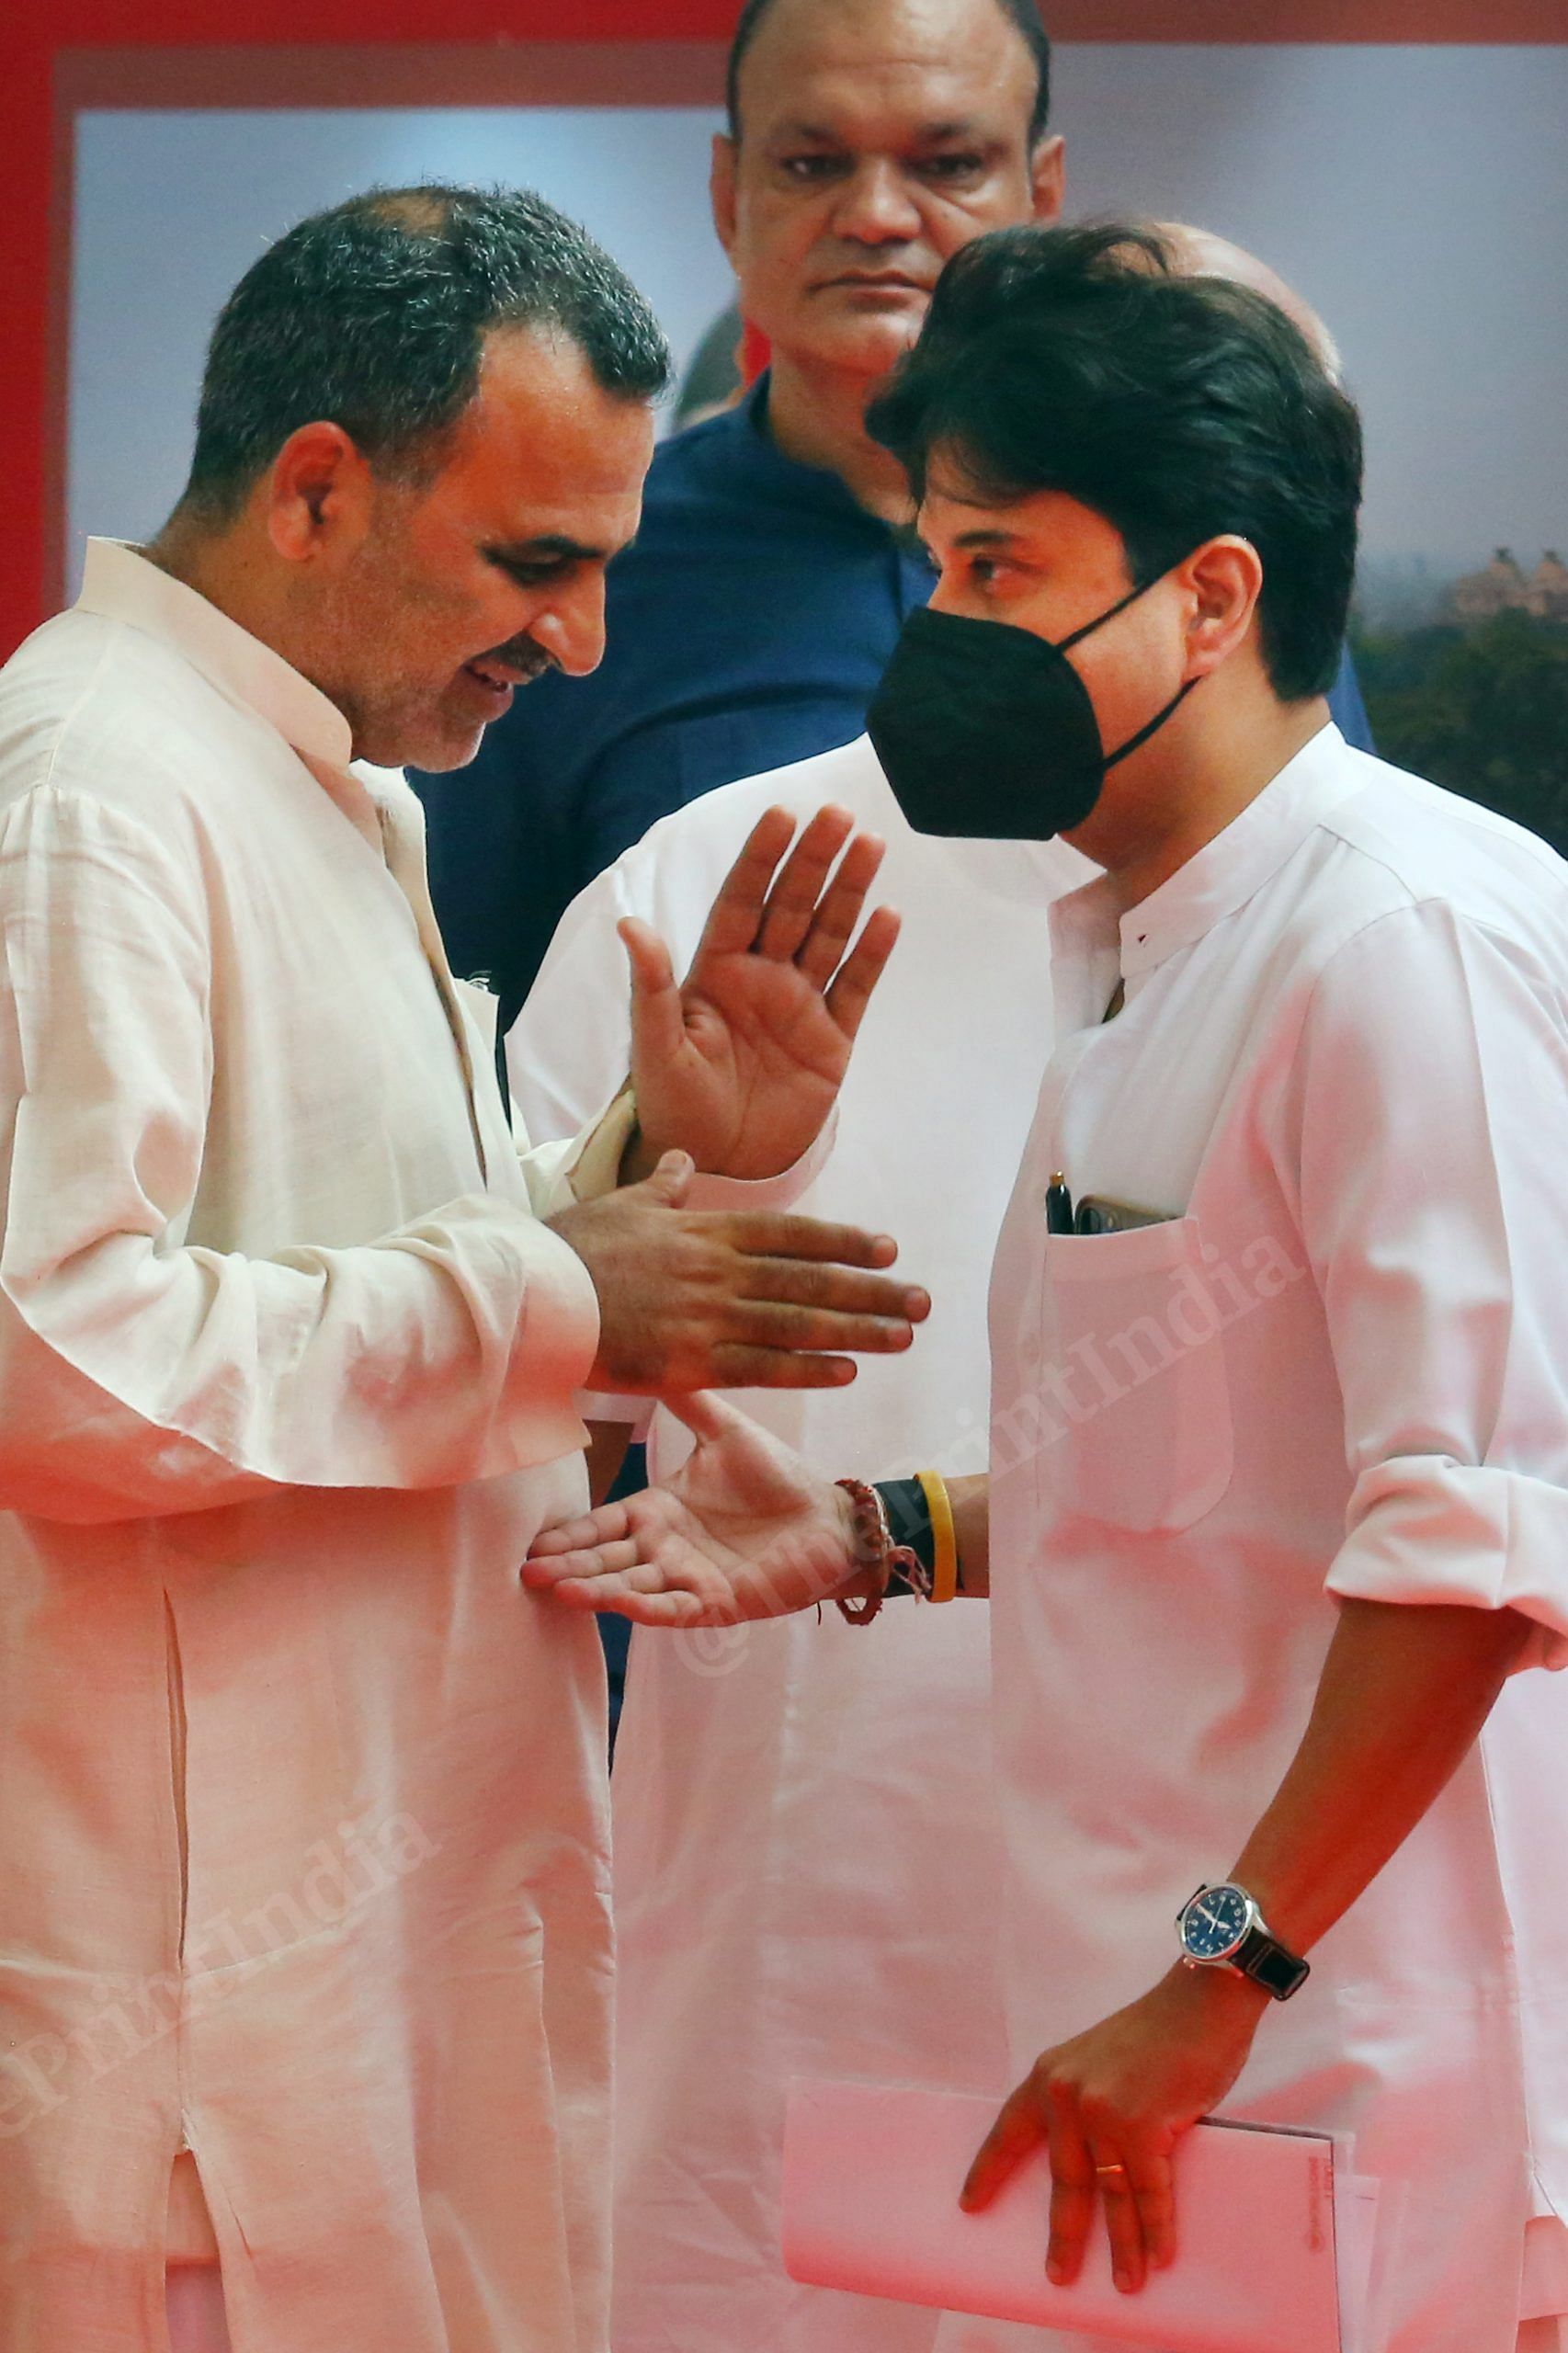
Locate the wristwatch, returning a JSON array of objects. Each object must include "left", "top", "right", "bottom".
[{"left": 1176, "top": 1882, "right": 1310, "bottom": 2001}]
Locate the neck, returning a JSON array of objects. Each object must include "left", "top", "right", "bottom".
[
  {"left": 145, "top": 511, "right": 324, "bottom": 699},
  {"left": 763, "top": 352, "right": 915, "bottom": 526},
  {"left": 146, "top": 511, "right": 272, "bottom": 639},
  {"left": 1076, "top": 690, "right": 1333, "bottom": 911}
]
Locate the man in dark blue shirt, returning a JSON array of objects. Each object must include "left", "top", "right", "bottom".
[
  {"left": 414, "top": 0, "right": 1371, "bottom": 1029},
  {"left": 415, "top": 0, "right": 1068, "bottom": 1023}
]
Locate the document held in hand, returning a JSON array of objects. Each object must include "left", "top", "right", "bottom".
[{"left": 781, "top": 2080, "right": 1357, "bottom": 2353}]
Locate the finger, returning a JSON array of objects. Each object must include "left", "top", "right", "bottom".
[
  {"left": 1088, "top": 2147, "right": 1147, "bottom": 2295},
  {"left": 634, "top": 1148, "right": 696, "bottom": 1208},
  {"left": 688, "top": 807, "right": 801, "bottom": 964},
  {"left": 704, "top": 1347, "right": 860, "bottom": 1392},
  {"left": 549, "top": 1577, "right": 716, "bottom": 1627},
  {"left": 1042, "top": 2086, "right": 1097, "bottom": 2288},
  {"left": 722, "top": 1301, "right": 919, "bottom": 1357},
  {"left": 521, "top": 1536, "right": 645, "bottom": 1587},
  {"left": 755, "top": 804, "right": 857, "bottom": 962},
  {"left": 793, "top": 832, "right": 886, "bottom": 990},
  {"left": 525, "top": 1502, "right": 633, "bottom": 1559},
  {"left": 824, "top": 905, "right": 903, "bottom": 1043},
  {"left": 738, "top": 1257, "right": 930, "bottom": 1324},
  {"left": 664, "top": 1389, "right": 741, "bottom": 1447},
  {"left": 1124, "top": 2149, "right": 1176, "bottom": 2274},
  {"left": 960, "top": 2085, "right": 1047, "bottom": 2212},
  {"left": 621, "top": 917, "right": 685, "bottom": 1068},
  {"left": 722, "top": 1214, "right": 900, "bottom": 1268}
]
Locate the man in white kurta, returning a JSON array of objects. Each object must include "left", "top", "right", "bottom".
[
  {"left": 0, "top": 186, "right": 928, "bottom": 2353},
  {"left": 0, "top": 540, "right": 618, "bottom": 2350},
  {"left": 961, "top": 717, "right": 1568, "bottom": 2353},
  {"left": 511, "top": 733, "right": 1091, "bottom": 2353},
  {"left": 522, "top": 223, "right": 1568, "bottom": 2352}
]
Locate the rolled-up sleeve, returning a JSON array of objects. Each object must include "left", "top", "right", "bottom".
[
  {"left": 0, "top": 788, "right": 598, "bottom": 1523},
  {"left": 1279, "top": 898, "right": 1568, "bottom": 1665}
]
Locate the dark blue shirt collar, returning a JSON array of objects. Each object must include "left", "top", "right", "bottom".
[{"left": 696, "top": 372, "right": 897, "bottom": 530}]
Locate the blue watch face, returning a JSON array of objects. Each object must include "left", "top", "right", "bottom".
[{"left": 1182, "top": 1883, "right": 1250, "bottom": 1961}]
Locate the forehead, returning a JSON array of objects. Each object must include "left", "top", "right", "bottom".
[
  {"left": 922, "top": 471, "right": 1129, "bottom": 565},
  {"left": 737, "top": 0, "right": 1038, "bottom": 141},
  {"left": 438, "top": 323, "right": 654, "bottom": 520}
]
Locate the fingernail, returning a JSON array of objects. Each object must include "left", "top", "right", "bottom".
[{"left": 1045, "top": 2259, "right": 1066, "bottom": 2285}]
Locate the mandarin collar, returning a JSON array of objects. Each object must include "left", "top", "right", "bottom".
[
  {"left": 75, "top": 539, "right": 355, "bottom": 770},
  {"left": 1117, "top": 722, "right": 1361, "bottom": 980}
]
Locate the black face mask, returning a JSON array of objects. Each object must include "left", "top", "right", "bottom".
[{"left": 866, "top": 576, "right": 1198, "bottom": 841}]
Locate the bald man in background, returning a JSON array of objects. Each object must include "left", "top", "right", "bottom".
[{"left": 511, "top": 216, "right": 1358, "bottom": 2353}]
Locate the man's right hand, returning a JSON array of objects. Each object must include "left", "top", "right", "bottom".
[{"left": 548, "top": 1150, "right": 929, "bottom": 1393}]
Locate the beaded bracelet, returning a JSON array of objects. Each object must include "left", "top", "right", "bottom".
[{"left": 832, "top": 1478, "right": 925, "bottom": 1624}]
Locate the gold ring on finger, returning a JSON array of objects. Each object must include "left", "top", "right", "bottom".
[{"left": 1095, "top": 2161, "right": 1131, "bottom": 2188}]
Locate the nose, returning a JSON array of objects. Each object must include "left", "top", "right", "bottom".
[
  {"left": 832, "top": 158, "right": 924, "bottom": 246},
  {"left": 528, "top": 576, "right": 608, "bottom": 679}
]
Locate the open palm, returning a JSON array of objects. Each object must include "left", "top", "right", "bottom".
[
  {"left": 626, "top": 804, "right": 901, "bottom": 1180},
  {"left": 522, "top": 1393, "right": 859, "bottom": 1627}
]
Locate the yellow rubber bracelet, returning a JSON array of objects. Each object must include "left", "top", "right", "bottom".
[{"left": 916, "top": 1469, "right": 960, "bottom": 1603}]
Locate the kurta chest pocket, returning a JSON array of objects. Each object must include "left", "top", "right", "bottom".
[{"left": 1040, "top": 1215, "right": 1234, "bottom": 1534}]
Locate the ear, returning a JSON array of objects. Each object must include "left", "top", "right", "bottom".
[
  {"left": 710, "top": 132, "right": 740, "bottom": 265},
  {"left": 266, "top": 422, "right": 374, "bottom": 563},
  {"left": 1178, "top": 536, "right": 1266, "bottom": 677},
  {"left": 1028, "top": 134, "right": 1066, "bottom": 224}
]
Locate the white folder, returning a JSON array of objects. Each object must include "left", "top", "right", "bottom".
[{"left": 782, "top": 2080, "right": 1372, "bottom": 2353}]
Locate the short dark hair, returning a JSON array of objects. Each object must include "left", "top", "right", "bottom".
[
  {"left": 182, "top": 184, "right": 671, "bottom": 521},
  {"left": 726, "top": 0, "right": 1052, "bottom": 147},
  {"left": 867, "top": 222, "right": 1363, "bottom": 701}
]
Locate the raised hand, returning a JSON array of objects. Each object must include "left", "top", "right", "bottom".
[
  {"left": 547, "top": 1150, "right": 929, "bottom": 1394},
  {"left": 623, "top": 803, "right": 901, "bottom": 1181},
  {"left": 523, "top": 1392, "right": 864, "bottom": 1624}
]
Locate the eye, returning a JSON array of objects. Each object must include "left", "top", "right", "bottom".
[
  {"left": 916, "top": 153, "right": 987, "bottom": 185},
  {"left": 779, "top": 153, "right": 847, "bottom": 184},
  {"left": 491, "top": 553, "right": 568, "bottom": 588}
]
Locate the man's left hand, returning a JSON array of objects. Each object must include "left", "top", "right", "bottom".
[
  {"left": 960, "top": 1964, "right": 1269, "bottom": 2296},
  {"left": 623, "top": 802, "right": 900, "bottom": 1181}
]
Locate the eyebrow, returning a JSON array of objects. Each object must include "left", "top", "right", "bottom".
[
  {"left": 915, "top": 119, "right": 994, "bottom": 143},
  {"left": 768, "top": 116, "right": 991, "bottom": 145},
  {"left": 485, "top": 536, "right": 604, "bottom": 566},
  {"left": 950, "top": 525, "right": 1026, "bottom": 547}
]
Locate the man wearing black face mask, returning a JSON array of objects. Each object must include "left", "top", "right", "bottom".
[{"left": 524, "top": 223, "right": 1568, "bottom": 2353}]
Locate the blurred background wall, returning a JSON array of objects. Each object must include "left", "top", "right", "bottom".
[
  {"left": 10, "top": 11, "right": 1567, "bottom": 837},
  {"left": 65, "top": 46, "right": 1568, "bottom": 607}
]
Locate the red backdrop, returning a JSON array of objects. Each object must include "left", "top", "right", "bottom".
[{"left": 5, "top": 0, "right": 1562, "bottom": 658}]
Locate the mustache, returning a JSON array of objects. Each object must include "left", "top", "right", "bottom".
[{"left": 477, "top": 632, "right": 558, "bottom": 684}]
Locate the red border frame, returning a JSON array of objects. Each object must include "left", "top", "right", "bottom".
[{"left": 6, "top": 0, "right": 1564, "bottom": 657}]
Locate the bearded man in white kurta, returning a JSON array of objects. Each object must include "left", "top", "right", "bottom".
[
  {"left": 525, "top": 223, "right": 1568, "bottom": 2353},
  {"left": 0, "top": 187, "right": 933, "bottom": 2353}
]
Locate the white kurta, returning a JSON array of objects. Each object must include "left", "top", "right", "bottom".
[
  {"left": 509, "top": 736, "right": 1093, "bottom": 2353},
  {"left": 0, "top": 541, "right": 637, "bottom": 2353},
  {"left": 975, "top": 724, "right": 1568, "bottom": 2353}
]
